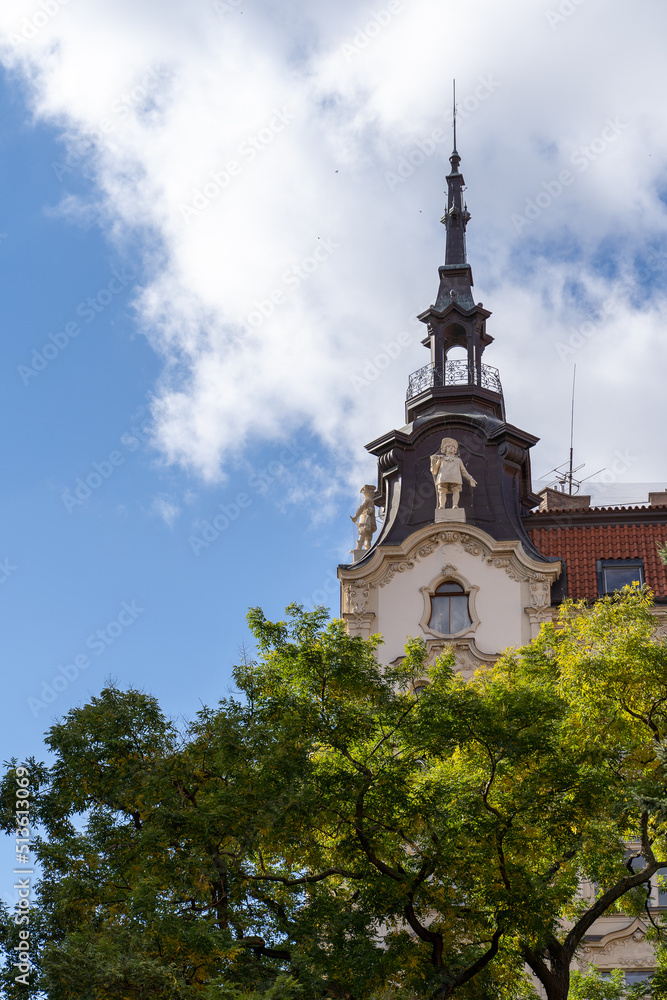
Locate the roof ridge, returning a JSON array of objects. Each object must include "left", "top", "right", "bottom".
[{"left": 526, "top": 503, "right": 667, "bottom": 516}]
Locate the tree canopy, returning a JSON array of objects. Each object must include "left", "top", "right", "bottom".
[{"left": 2, "top": 587, "right": 667, "bottom": 1000}]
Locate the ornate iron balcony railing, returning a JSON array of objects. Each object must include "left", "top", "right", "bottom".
[{"left": 406, "top": 359, "right": 503, "bottom": 400}]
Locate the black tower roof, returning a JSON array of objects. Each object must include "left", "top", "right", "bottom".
[{"left": 345, "top": 132, "right": 557, "bottom": 572}]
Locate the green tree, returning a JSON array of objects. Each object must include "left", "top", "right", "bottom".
[
  {"left": 569, "top": 968, "right": 631, "bottom": 1000},
  {"left": 489, "top": 588, "right": 667, "bottom": 1000},
  {"left": 2, "top": 589, "right": 667, "bottom": 1000}
]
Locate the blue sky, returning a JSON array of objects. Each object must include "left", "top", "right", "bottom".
[
  {"left": 0, "top": 74, "right": 349, "bottom": 736},
  {"left": 1, "top": 0, "right": 667, "bottom": 904},
  {"left": 0, "top": 55, "right": 353, "bottom": 903}
]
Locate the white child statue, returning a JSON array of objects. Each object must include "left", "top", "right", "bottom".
[
  {"left": 351, "top": 485, "right": 377, "bottom": 551},
  {"left": 430, "top": 437, "right": 477, "bottom": 510}
]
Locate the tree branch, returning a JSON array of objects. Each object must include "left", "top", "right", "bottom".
[
  {"left": 354, "top": 785, "right": 406, "bottom": 881},
  {"left": 239, "top": 936, "right": 291, "bottom": 961},
  {"left": 240, "top": 866, "right": 365, "bottom": 886},
  {"left": 403, "top": 901, "right": 443, "bottom": 968},
  {"left": 563, "top": 854, "right": 667, "bottom": 958},
  {"left": 451, "top": 922, "right": 504, "bottom": 990}
]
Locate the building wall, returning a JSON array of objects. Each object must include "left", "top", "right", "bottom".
[{"left": 339, "top": 521, "right": 561, "bottom": 675}]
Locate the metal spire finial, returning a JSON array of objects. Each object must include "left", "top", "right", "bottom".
[{"left": 452, "top": 78, "right": 457, "bottom": 153}]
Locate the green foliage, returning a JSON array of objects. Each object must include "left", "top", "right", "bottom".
[
  {"left": 3, "top": 593, "right": 667, "bottom": 999},
  {"left": 203, "top": 973, "right": 305, "bottom": 998},
  {"left": 569, "top": 968, "right": 626, "bottom": 1000},
  {"left": 569, "top": 967, "right": 654, "bottom": 1000}
]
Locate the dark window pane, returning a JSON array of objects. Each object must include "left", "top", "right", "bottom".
[
  {"left": 625, "top": 971, "right": 652, "bottom": 985},
  {"left": 429, "top": 597, "right": 451, "bottom": 634},
  {"left": 449, "top": 595, "right": 471, "bottom": 633},
  {"left": 603, "top": 565, "right": 643, "bottom": 591},
  {"left": 435, "top": 582, "right": 464, "bottom": 595}
]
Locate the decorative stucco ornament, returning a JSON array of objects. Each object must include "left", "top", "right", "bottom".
[{"left": 430, "top": 438, "right": 477, "bottom": 520}]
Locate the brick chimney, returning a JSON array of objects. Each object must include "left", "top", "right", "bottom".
[{"left": 537, "top": 487, "right": 591, "bottom": 512}]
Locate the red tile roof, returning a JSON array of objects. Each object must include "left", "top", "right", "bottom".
[{"left": 526, "top": 519, "right": 667, "bottom": 600}]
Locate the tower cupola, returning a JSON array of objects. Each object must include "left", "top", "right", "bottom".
[{"left": 406, "top": 138, "right": 501, "bottom": 424}]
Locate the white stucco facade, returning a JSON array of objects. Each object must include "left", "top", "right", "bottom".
[{"left": 339, "top": 520, "right": 561, "bottom": 677}]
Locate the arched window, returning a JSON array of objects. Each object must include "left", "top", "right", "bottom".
[
  {"left": 445, "top": 345, "right": 468, "bottom": 362},
  {"left": 428, "top": 581, "right": 472, "bottom": 635}
]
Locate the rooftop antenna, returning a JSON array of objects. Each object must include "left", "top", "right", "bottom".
[
  {"left": 537, "top": 366, "right": 605, "bottom": 494},
  {"left": 452, "top": 78, "right": 457, "bottom": 151},
  {"left": 567, "top": 364, "right": 576, "bottom": 495},
  {"left": 537, "top": 460, "right": 606, "bottom": 494}
]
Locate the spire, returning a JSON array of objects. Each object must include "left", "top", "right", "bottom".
[
  {"left": 408, "top": 85, "right": 498, "bottom": 410},
  {"left": 442, "top": 80, "right": 471, "bottom": 267}
]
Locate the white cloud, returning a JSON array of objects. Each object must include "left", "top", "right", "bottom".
[
  {"left": 2, "top": 0, "right": 667, "bottom": 493},
  {"left": 151, "top": 493, "right": 181, "bottom": 528}
]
